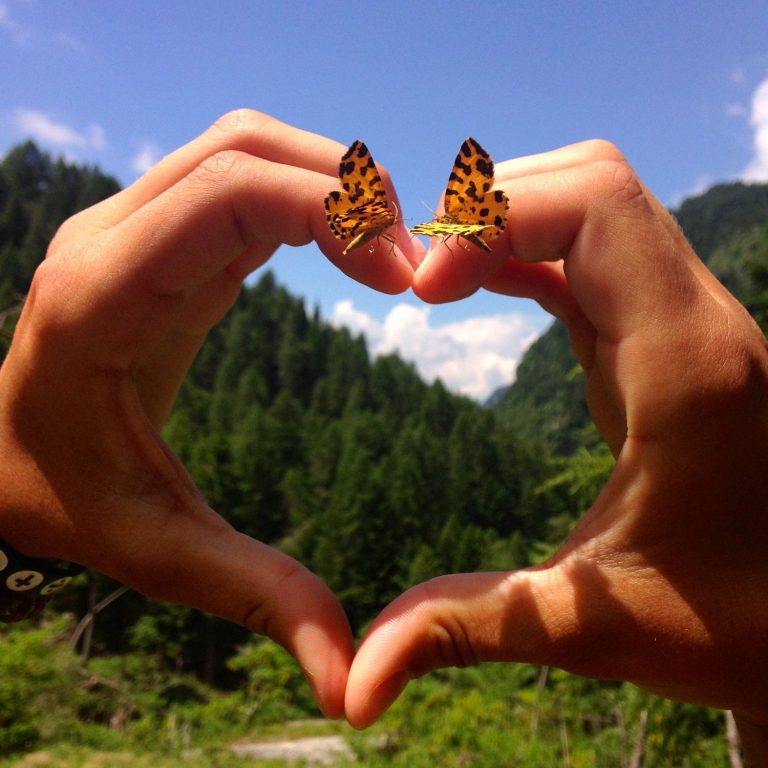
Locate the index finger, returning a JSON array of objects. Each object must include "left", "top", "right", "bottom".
[
  {"left": 53, "top": 110, "right": 416, "bottom": 295},
  {"left": 61, "top": 110, "right": 351, "bottom": 233},
  {"left": 38, "top": 150, "right": 413, "bottom": 375}
]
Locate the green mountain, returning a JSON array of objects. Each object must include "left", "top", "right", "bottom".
[{"left": 493, "top": 181, "right": 768, "bottom": 454}]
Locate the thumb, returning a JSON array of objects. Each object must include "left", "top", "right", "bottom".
[
  {"left": 345, "top": 567, "right": 589, "bottom": 729},
  {"left": 88, "top": 508, "right": 356, "bottom": 721},
  {"left": 143, "top": 527, "right": 356, "bottom": 720}
]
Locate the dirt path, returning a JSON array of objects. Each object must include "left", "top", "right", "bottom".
[{"left": 230, "top": 734, "right": 355, "bottom": 765}]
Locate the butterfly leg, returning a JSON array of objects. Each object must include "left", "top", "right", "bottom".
[{"left": 368, "top": 231, "right": 397, "bottom": 258}]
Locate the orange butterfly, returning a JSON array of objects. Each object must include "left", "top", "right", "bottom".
[
  {"left": 324, "top": 140, "right": 397, "bottom": 255},
  {"left": 411, "top": 137, "right": 508, "bottom": 252}
]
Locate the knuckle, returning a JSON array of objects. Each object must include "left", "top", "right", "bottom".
[
  {"left": 704, "top": 317, "right": 768, "bottom": 400},
  {"left": 207, "top": 108, "right": 275, "bottom": 143},
  {"left": 407, "top": 577, "right": 479, "bottom": 670},
  {"left": 186, "top": 149, "right": 248, "bottom": 199},
  {"left": 430, "top": 616, "right": 477, "bottom": 669},
  {"left": 569, "top": 139, "right": 645, "bottom": 212},
  {"left": 45, "top": 211, "right": 86, "bottom": 257},
  {"left": 591, "top": 156, "right": 646, "bottom": 212},
  {"left": 24, "top": 249, "right": 82, "bottom": 325},
  {"left": 243, "top": 558, "right": 307, "bottom": 637},
  {"left": 44, "top": 227, "right": 69, "bottom": 258},
  {"left": 185, "top": 150, "right": 252, "bottom": 249},
  {"left": 580, "top": 138, "right": 628, "bottom": 165},
  {"left": 194, "top": 147, "right": 242, "bottom": 178}
]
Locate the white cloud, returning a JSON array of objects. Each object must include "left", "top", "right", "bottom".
[
  {"left": 0, "top": 2, "right": 30, "bottom": 46},
  {"left": 131, "top": 142, "right": 163, "bottom": 175},
  {"left": 332, "top": 299, "right": 384, "bottom": 344},
  {"left": 85, "top": 123, "right": 107, "bottom": 152},
  {"left": 13, "top": 108, "right": 106, "bottom": 152},
  {"left": 330, "top": 300, "right": 543, "bottom": 401},
  {"left": 1, "top": 4, "right": 86, "bottom": 51},
  {"left": 741, "top": 77, "right": 768, "bottom": 182}
]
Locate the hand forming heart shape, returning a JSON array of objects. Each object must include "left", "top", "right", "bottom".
[{"left": 0, "top": 111, "right": 767, "bottom": 757}]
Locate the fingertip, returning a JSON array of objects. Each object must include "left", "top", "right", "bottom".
[
  {"left": 412, "top": 243, "right": 508, "bottom": 304},
  {"left": 396, "top": 225, "right": 428, "bottom": 271},
  {"left": 344, "top": 609, "right": 414, "bottom": 726},
  {"left": 346, "top": 669, "right": 412, "bottom": 730},
  {"left": 322, "top": 238, "right": 415, "bottom": 295},
  {"left": 344, "top": 570, "right": 572, "bottom": 726},
  {"left": 385, "top": 245, "right": 418, "bottom": 295},
  {"left": 306, "top": 667, "right": 348, "bottom": 720},
  {"left": 370, "top": 242, "right": 416, "bottom": 295},
  {"left": 299, "top": 646, "right": 352, "bottom": 720},
  {"left": 288, "top": 594, "right": 356, "bottom": 719},
  {"left": 188, "top": 533, "right": 356, "bottom": 720},
  {"left": 412, "top": 246, "right": 462, "bottom": 303}
]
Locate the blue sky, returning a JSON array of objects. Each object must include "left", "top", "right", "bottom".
[{"left": 2, "top": 1, "right": 768, "bottom": 400}]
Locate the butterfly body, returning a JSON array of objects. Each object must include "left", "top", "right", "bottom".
[
  {"left": 324, "top": 140, "right": 397, "bottom": 256},
  {"left": 411, "top": 137, "right": 508, "bottom": 252}
]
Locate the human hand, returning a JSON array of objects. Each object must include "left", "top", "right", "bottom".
[
  {"left": 0, "top": 110, "right": 417, "bottom": 717},
  {"left": 346, "top": 140, "right": 768, "bottom": 754}
]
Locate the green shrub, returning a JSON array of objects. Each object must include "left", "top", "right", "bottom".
[
  {"left": 0, "top": 618, "right": 81, "bottom": 754},
  {"left": 227, "top": 639, "right": 317, "bottom": 724}
]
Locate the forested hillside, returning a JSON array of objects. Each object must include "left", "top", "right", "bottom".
[
  {"left": 0, "top": 143, "right": 760, "bottom": 766},
  {"left": 0, "top": 141, "right": 120, "bottom": 293},
  {"left": 164, "top": 271, "right": 554, "bottom": 641}
]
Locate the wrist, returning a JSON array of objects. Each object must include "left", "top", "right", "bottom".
[{"left": 0, "top": 535, "right": 85, "bottom": 622}]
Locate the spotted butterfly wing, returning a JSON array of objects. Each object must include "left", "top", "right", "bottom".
[
  {"left": 324, "top": 140, "right": 397, "bottom": 255},
  {"left": 411, "top": 137, "right": 508, "bottom": 252}
]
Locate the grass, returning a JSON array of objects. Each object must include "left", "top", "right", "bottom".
[{"left": 0, "top": 719, "right": 365, "bottom": 768}]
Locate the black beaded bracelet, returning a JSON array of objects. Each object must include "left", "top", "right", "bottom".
[{"left": 0, "top": 537, "right": 85, "bottom": 623}]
